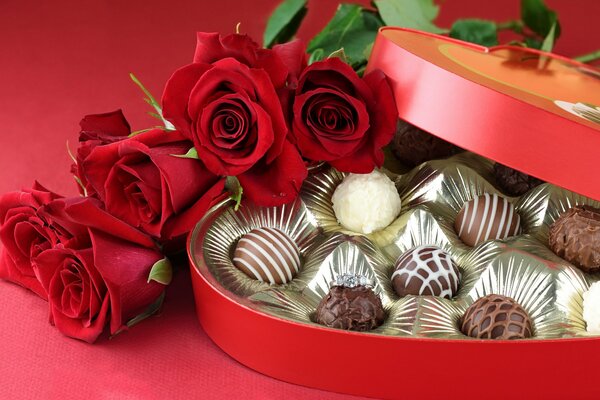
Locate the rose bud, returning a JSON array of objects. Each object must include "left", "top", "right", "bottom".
[
  {"left": 291, "top": 57, "right": 397, "bottom": 173},
  {"left": 80, "top": 128, "right": 225, "bottom": 241},
  {"left": 0, "top": 183, "right": 62, "bottom": 298},
  {"left": 71, "top": 110, "right": 131, "bottom": 196},
  {"left": 34, "top": 197, "right": 167, "bottom": 343}
]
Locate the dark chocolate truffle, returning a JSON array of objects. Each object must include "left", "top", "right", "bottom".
[
  {"left": 233, "top": 227, "right": 301, "bottom": 284},
  {"left": 391, "top": 120, "right": 461, "bottom": 167},
  {"left": 461, "top": 294, "right": 533, "bottom": 340},
  {"left": 493, "top": 163, "right": 544, "bottom": 196},
  {"left": 548, "top": 205, "right": 600, "bottom": 272},
  {"left": 392, "top": 245, "right": 460, "bottom": 298},
  {"left": 316, "top": 285, "right": 385, "bottom": 331},
  {"left": 455, "top": 193, "right": 521, "bottom": 247}
]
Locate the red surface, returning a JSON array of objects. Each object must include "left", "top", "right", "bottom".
[
  {"left": 0, "top": 1, "right": 599, "bottom": 399},
  {"left": 367, "top": 28, "right": 600, "bottom": 201}
]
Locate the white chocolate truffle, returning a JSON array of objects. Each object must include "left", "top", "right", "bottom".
[
  {"left": 583, "top": 281, "right": 600, "bottom": 334},
  {"left": 332, "top": 170, "right": 401, "bottom": 234}
]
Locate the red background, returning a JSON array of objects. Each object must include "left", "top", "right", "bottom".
[{"left": 0, "top": 1, "right": 598, "bottom": 398}]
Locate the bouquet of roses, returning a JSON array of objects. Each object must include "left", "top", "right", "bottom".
[{"left": 2, "top": 0, "right": 597, "bottom": 343}]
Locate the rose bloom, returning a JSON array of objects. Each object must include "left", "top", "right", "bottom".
[
  {"left": 80, "top": 128, "right": 224, "bottom": 241},
  {"left": 291, "top": 57, "right": 397, "bottom": 173},
  {"left": 162, "top": 33, "right": 307, "bottom": 206},
  {"left": 34, "top": 197, "right": 165, "bottom": 343},
  {"left": 72, "top": 110, "right": 131, "bottom": 196},
  {"left": 0, "top": 183, "right": 63, "bottom": 298}
]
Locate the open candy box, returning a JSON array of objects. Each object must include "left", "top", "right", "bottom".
[{"left": 188, "top": 28, "right": 600, "bottom": 399}]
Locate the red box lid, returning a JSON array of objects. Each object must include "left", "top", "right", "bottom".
[{"left": 367, "top": 27, "right": 600, "bottom": 201}]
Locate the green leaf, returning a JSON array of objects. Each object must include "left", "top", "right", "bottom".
[
  {"left": 263, "top": 0, "right": 307, "bottom": 48},
  {"left": 225, "top": 176, "right": 244, "bottom": 211},
  {"left": 125, "top": 291, "right": 166, "bottom": 330},
  {"left": 521, "top": 0, "right": 561, "bottom": 39},
  {"left": 574, "top": 49, "right": 600, "bottom": 64},
  {"left": 307, "top": 5, "right": 383, "bottom": 68},
  {"left": 524, "top": 37, "right": 543, "bottom": 49},
  {"left": 308, "top": 48, "right": 325, "bottom": 64},
  {"left": 171, "top": 147, "right": 199, "bottom": 159},
  {"left": 374, "top": 0, "right": 446, "bottom": 34},
  {"left": 129, "top": 72, "right": 175, "bottom": 131},
  {"left": 328, "top": 48, "right": 350, "bottom": 64},
  {"left": 450, "top": 19, "right": 498, "bottom": 47},
  {"left": 147, "top": 257, "right": 173, "bottom": 285},
  {"left": 540, "top": 21, "right": 557, "bottom": 53}
]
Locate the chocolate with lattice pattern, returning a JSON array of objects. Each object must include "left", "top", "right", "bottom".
[
  {"left": 392, "top": 245, "right": 460, "bottom": 299},
  {"left": 461, "top": 294, "right": 533, "bottom": 340}
]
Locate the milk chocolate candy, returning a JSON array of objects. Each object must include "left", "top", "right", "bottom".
[
  {"left": 461, "top": 294, "right": 533, "bottom": 340},
  {"left": 549, "top": 205, "right": 600, "bottom": 272},
  {"left": 455, "top": 193, "right": 521, "bottom": 247},
  {"left": 391, "top": 120, "right": 461, "bottom": 167},
  {"left": 392, "top": 245, "right": 460, "bottom": 299},
  {"left": 233, "top": 227, "right": 301, "bottom": 284},
  {"left": 316, "top": 285, "right": 385, "bottom": 331}
]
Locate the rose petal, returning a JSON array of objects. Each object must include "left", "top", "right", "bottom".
[
  {"left": 162, "top": 63, "right": 213, "bottom": 138},
  {"left": 238, "top": 140, "right": 307, "bottom": 207},
  {"left": 79, "top": 110, "right": 131, "bottom": 140},
  {"left": 89, "top": 229, "right": 164, "bottom": 334}
]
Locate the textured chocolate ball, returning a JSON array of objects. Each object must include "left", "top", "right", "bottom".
[
  {"left": 391, "top": 120, "right": 461, "bottom": 167},
  {"left": 493, "top": 163, "right": 544, "bottom": 196},
  {"left": 549, "top": 205, "right": 600, "bottom": 272},
  {"left": 316, "top": 286, "right": 385, "bottom": 331},
  {"left": 233, "top": 227, "right": 301, "bottom": 284},
  {"left": 392, "top": 245, "right": 460, "bottom": 298},
  {"left": 461, "top": 294, "right": 533, "bottom": 340},
  {"left": 455, "top": 193, "right": 521, "bottom": 247}
]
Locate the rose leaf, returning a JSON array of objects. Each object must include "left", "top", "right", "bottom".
[
  {"left": 170, "top": 147, "right": 199, "bottom": 159},
  {"left": 225, "top": 176, "right": 244, "bottom": 211},
  {"left": 308, "top": 48, "right": 325, "bottom": 64},
  {"left": 147, "top": 257, "right": 173, "bottom": 285},
  {"left": 540, "top": 21, "right": 557, "bottom": 53},
  {"left": 374, "top": 0, "right": 447, "bottom": 34},
  {"left": 328, "top": 48, "right": 350, "bottom": 64},
  {"left": 307, "top": 5, "right": 382, "bottom": 68},
  {"left": 263, "top": 0, "right": 307, "bottom": 48},
  {"left": 521, "top": 0, "right": 561, "bottom": 40},
  {"left": 129, "top": 72, "right": 176, "bottom": 131},
  {"left": 124, "top": 291, "right": 166, "bottom": 331},
  {"left": 450, "top": 19, "right": 499, "bottom": 47}
]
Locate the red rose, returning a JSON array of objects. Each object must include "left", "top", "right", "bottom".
[
  {"left": 34, "top": 197, "right": 165, "bottom": 343},
  {"left": 80, "top": 128, "right": 224, "bottom": 240},
  {"left": 291, "top": 57, "right": 397, "bottom": 173},
  {"left": 72, "top": 110, "right": 131, "bottom": 196},
  {"left": 0, "top": 183, "right": 62, "bottom": 298},
  {"left": 162, "top": 33, "right": 307, "bottom": 206}
]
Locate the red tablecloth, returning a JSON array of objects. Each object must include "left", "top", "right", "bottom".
[{"left": 1, "top": 1, "right": 598, "bottom": 398}]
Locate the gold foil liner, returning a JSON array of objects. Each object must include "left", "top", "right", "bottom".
[
  {"left": 196, "top": 152, "right": 600, "bottom": 339},
  {"left": 202, "top": 197, "right": 322, "bottom": 297},
  {"left": 249, "top": 236, "right": 418, "bottom": 336}
]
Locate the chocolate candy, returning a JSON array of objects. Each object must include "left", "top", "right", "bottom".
[
  {"left": 392, "top": 245, "right": 460, "bottom": 298},
  {"left": 461, "top": 294, "right": 533, "bottom": 340},
  {"left": 549, "top": 205, "right": 600, "bottom": 272},
  {"left": 316, "top": 284, "right": 385, "bottom": 331},
  {"left": 455, "top": 193, "right": 521, "bottom": 247},
  {"left": 493, "top": 163, "right": 543, "bottom": 196},
  {"left": 233, "top": 227, "right": 301, "bottom": 284},
  {"left": 391, "top": 120, "right": 461, "bottom": 167}
]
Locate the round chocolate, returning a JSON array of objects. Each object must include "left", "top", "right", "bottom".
[
  {"left": 391, "top": 120, "right": 461, "bottom": 167},
  {"left": 493, "top": 163, "right": 544, "bottom": 196},
  {"left": 392, "top": 245, "right": 460, "bottom": 298},
  {"left": 233, "top": 227, "right": 301, "bottom": 284},
  {"left": 315, "top": 285, "right": 385, "bottom": 331},
  {"left": 455, "top": 193, "right": 521, "bottom": 247},
  {"left": 549, "top": 205, "right": 600, "bottom": 272},
  {"left": 461, "top": 294, "right": 533, "bottom": 340}
]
